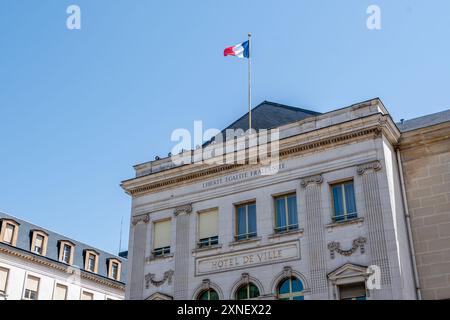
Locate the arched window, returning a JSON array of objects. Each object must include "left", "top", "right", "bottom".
[
  {"left": 197, "top": 289, "right": 219, "bottom": 300},
  {"left": 277, "top": 277, "right": 304, "bottom": 300},
  {"left": 236, "top": 283, "right": 260, "bottom": 300}
]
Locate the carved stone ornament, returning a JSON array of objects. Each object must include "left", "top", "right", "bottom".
[
  {"left": 300, "top": 174, "right": 323, "bottom": 188},
  {"left": 241, "top": 273, "right": 250, "bottom": 284},
  {"left": 282, "top": 266, "right": 293, "bottom": 279},
  {"left": 174, "top": 204, "right": 193, "bottom": 216},
  {"left": 327, "top": 237, "right": 367, "bottom": 259},
  {"left": 145, "top": 269, "right": 174, "bottom": 288},
  {"left": 357, "top": 161, "right": 381, "bottom": 175},
  {"left": 132, "top": 214, "right": 149, "bottom": 226},
  {"left": 201, "top": 279, "right": 211, "bottom": 290}
]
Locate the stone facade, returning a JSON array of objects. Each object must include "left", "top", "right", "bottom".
[
  {"left": 122, "top": 98, "right": 449, "bottom": 300},
  {"left": 400, "top": 121, "right": 450, "bottom": 300}
]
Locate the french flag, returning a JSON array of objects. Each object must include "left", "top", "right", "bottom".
[{"left": 224, "top": 40, "right": 249, "bottom": 59}]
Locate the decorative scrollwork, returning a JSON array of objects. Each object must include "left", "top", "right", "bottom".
[
  {"left": 132, "top": 214, "right": 149, "bottom": 225},
  {"left": 300, "top": 175, "right": 323, "bottom": 188},
  {"left": 357, "top": 161, "right": 381, "bottom": 175},
  {"left": 145, "top": 270, "right": 174, "bottom": 288},
  {"left": 327, "top": 237, "right": 367, "bottom": 259},
  {"left": 174, "top": 204, "right": 193, "bottom": 216}
]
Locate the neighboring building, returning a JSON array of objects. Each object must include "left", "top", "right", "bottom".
[
  {"left": 397, "top": 111, "right": 450, "bottom": 300},
  {"left": 0, "top": 212, "right": 126, "bottom": 300},
  {"left": 121, "top": 98, "right": 450, "bottom": 300}
]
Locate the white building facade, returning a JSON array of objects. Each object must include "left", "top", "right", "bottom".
[
  {"left": 0, "top": 212, "right": 126, "bottom": 300},
  {"left": 122, "top": 99, "right": 419, "bottom": 300}
]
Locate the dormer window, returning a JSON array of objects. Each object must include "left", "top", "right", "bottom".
[
  {"left": 84, "top": 250, "right": 99, "bottom": 273},
  {"left": 31, "top": 230, "right": 49, "bottom": 256},
  {"left": 0, "top": 219, "right": 20, "bottom": 246},
  {"left": 58, "top": 240, "right": 75, "bottom": 265},
  {"left": 107, "top": 258, "right": 122, "bottom": 281}
]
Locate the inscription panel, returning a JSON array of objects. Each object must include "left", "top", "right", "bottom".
[{"left": 195, "top": 240, "right": 300, "bottom": 276}]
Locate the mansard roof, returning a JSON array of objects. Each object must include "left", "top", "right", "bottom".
[
  {"left": 0, "top": 211, "right": 127, "bottom": 285},
  {"left": 397, "top": 109, "right": 450, "bottom": 132}
]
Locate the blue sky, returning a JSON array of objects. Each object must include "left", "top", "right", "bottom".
[{"left": 1, "top": 0, "right": 449, "bottom": 254}]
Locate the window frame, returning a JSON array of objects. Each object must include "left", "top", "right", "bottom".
[
  {"left": 84, "top": 250, "right": 99, "bottom": 273},
  {"left": 52, "top": 283, "right": 68, "bottom": 300},
  {"left": 197, "top": 208, "right": 219, "bottom": 248},
  {"left": 235, "top": 282, "right": 260, "bottom": 300},
  {"left": 330, "top": 179, "right": 357, "bottom": 223},
  {"left": 107, "top": 258, "right": 122, "bottom": 281},
  {"left": 234, "top": 201, "right": 257, "bottom": 241},
  {"left": 152, "top": 218, "right": 172, "bottom": 258},
  {"left": 0, "top": 219, "right": 20, "bottom": 246},
  {"left": 58, "top": 240, "right": 75, "bottom": 265},
  {"left": 0, "top": 266, "right": 9, "bottom": 295},
  {"left": 80, "top": 290, "right": 94, "bottom": 300},
  {"left": 273, "top": 192, "right": 299, "bottom": 233},
  {"left": 197, "top": 288, "right": 219, "bottom": 300},
  {"left": 23, "top": 274, "right": 40, "bottom": 300},
  {"left": 277, "top": 277, "right": 305, "bottom": 300},
  {"left": 30, "top": 230, "right": 49, "bottom": 256}
]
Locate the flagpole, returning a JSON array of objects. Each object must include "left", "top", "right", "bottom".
[{"left": 248, "top": 33, "right": 252, "bottom": 132}]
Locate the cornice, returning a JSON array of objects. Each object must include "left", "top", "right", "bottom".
[
  {"left": 0, "top": 245, "right": 125, "bottom": 291},
  {"left": 122, "top": 114, "right": 396, "bottom": 197}
]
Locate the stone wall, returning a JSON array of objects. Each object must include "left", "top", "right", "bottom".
[{"left": 401, "top": 123, "right": 450, "bottom": 299}]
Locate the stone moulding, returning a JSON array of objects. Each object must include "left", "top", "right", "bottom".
[
  {"left": 327, "top": 237, "right": 367, "bottom": 259},
  {"left": 300, "top": 174, "right": 323, "bottom": 188},
  {"left": 145, "top": 269, "right": 174, "bottom": 288},
  {"left": 123, "top": 124, "right": 385, "bottom": 197},
  {"left": 357, "top": 160, "right": 382, "bottom": 175}
]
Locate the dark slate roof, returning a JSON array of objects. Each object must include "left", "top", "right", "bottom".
[
  {"left": 397, "top": 109, "right": 450, "bottom": 132},
  {"left": 203, "top": 101, "right": 320, "bottom": 146},
  {"left": 0, "top": 212, "right": 126, "bottom": 284},
  {"left": 224, "top": 100, "right": 321, "bottom": 132}
]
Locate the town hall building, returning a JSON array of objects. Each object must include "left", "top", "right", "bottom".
[{"left": 121, "top": 98, "right": 450, "bottom": 300}]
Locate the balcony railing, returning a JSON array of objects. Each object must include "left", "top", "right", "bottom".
[
  {"left": 274, "top": 223, "right": 299, "bottom": 234},
  {"left": 152, "top": 246, "right": 171, "bottom": 257},
  {"left": 332, "top": 212, "right": 358, "bottom": 223},
  {"left": 197, "top": 236, "right": 219, "bottom": 248},
  {"left": 235, "top": 232, "right": 257, "bottom": 241}
]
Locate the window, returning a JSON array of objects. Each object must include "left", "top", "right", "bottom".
[
  {"left": 198, "top": 209, "right": 219, "bottom": 248},
  {"left": 197, "top": 289, "right": 219, "bottom": 300},
  {"left": 274, "top": 193, "right": 298, "bottom": 233},
  {"left": 339, "top": 283, "right": 367, "bottom": 300},
  {"left": 277, "top": 277, "right": 304, "bottom": 300},
  {"left": 53, "top": 284, "right": 68, "bottom": 300},
  {"left": 0, "top": 219, "right": 19, "bottom": 246},
  {"left": 235, "top": 202, "right": 257, "bottom": 241},
  {"left": 235, "top": 283, "right": 260, "bottom": 300},
  {"left": 108, "top": 259, "right": 122, "bottom": 281},
  {"left": 84, "top": 250, "right": 99, "bottom": 273},
  {"left": 331, "top": 180, "right": 357, "bottom": 222},
  {"left": 23, "top": 275, "right": 39, "bottom": 300},
  {"left": 59, "top": 241, "right": 75, "bottom": 265},
  {"left": 0, "top": 267, "right": 9, "bottom": 294},
  {"left": 31, "top": 230, "right": 48, "bottom": 256},
  {"left": 153, "top": 219, "right": 171, "bottom": 257},
  {"left": 81, "top": 291, "right": 94, "bottom": 300}
]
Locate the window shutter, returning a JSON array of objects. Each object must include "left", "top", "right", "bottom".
[
  {"left": 4, "top": 225, "right": 14, "bottom": 243},
  {"left": 153, "top": 220, "right": 171, "bottom": 249},
  {"left": 81, "top": 291, "right": 93, "bottom": 300},
  {"left": 35, "top": 235, "right": 43, "bottom": 248},
  {"left": 0, "top": 268, "right": 8, "bottom": 292},
  {"left": 198, "top": 210, "right": 218, "bottom": 239},
  {"left": 53, "top": 284, "right": 67, "bottom": 300},
  {"left": 26, "top": 276, "right": 39, "bottom": 292},
  {"left": 339, "top": 283, "right": 366, "bottom": 299}
]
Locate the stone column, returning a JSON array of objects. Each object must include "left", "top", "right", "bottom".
[
  {"left": 173, "top": 204, "right": 192, "bottom": 300},
  {"left": 301, "top": 174, "right": 328, "bottom": 295},
  {"left": 357, "top": 161, "right": 392, "bottom": 293},
  {"left": 128, "top": 214, "right": 149, "bottom": 300}
]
